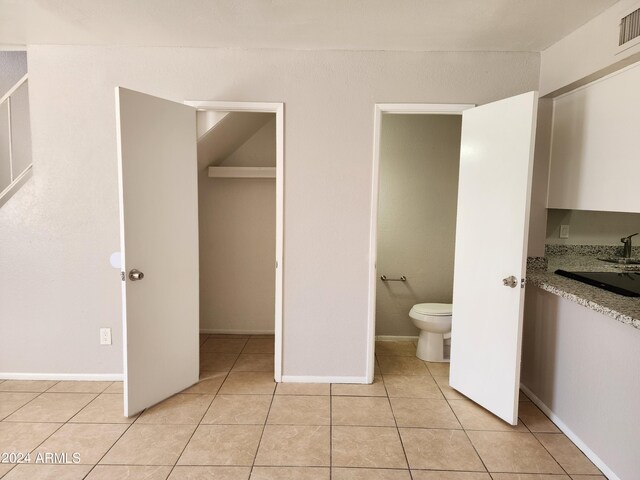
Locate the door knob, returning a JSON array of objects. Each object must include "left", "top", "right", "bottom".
[
  {"left": 128, "top": 269, "right": 145, "bottom": 281},
  {"left": 502, "top": 275, "right": 517, "bottom": 288}
]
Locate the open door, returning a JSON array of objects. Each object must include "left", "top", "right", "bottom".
[
  {"left": 450, "top": 91, "right": 538, "bottom": 425},
  {"left": 116, "top": 88, "right": 199, "bottom": 416}
]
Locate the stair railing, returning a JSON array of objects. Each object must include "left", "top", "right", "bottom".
[{"left": 0, "top": 73, "right": 32, "bottom": 206}]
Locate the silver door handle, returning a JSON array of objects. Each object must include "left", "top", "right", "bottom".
[
  {"left": 128, "top": 269, "right": 144, "bottom": 281},
  {"left": 502, "top": 275, "right": 517, "bottom": 288}
]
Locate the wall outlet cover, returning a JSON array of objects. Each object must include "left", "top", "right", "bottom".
[
  {"left": 100, "top": 328, "right": 112, "bottom": 345},
  {"left": 560, "top": 224, "right": 570, "bottom": 239}
]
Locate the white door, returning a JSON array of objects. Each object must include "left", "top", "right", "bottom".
[
  {"left": 449, "top": 91, "right": 538, "bottom": 425},
  {"left": 116, "top": 87, "right": 199, "bottom": 416}
]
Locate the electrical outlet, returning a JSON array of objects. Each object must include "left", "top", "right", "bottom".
[
  {"left": 559, "top": 224, "right": 570, "bottom": 239},
  {"left": 100, "top": 328, "right": 112, "bottom": 345}
]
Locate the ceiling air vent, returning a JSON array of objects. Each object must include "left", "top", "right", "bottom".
[{"left": 619, "top": 7, "right": 640, "bottom": 46}]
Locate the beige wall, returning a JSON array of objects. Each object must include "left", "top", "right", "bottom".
[
  {"left": 376, "top": 114, "right": 461, "bottom": 336},
  {"left": 546, "top": 209, "right": 640, "bottom": 246},
  {"left": 199, "top": 118, "right": 276, "bottom": 333},
  {"left": 0, "top": 45, "right": 539, "bottom": 378}
]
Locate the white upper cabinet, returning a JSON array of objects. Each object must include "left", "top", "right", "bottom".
[{"left": 547, "top": 62, "right": 640, "bottom": 213}]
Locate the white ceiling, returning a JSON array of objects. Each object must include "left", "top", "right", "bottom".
[{"left": 0, "top": 0, "right": 618, "bottom": 52}]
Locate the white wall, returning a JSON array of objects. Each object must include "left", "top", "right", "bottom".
[
  {"left": 376, "top": 114, "right": 461, "bottom": 336},
  {"left": 0, "top": 46, "right": 539, "bottom": 379},
  {"left": 546, "top": 209, "right": 640, "bottom": 246},
  {"left": 540, "top": 0, "right": 640, "bottom": 96},
  {"left": 199, "top": 118, "right": 276, "bottom": 333},
  {"left": 522, "top": 287, "right": 640, "bottom": 480}
]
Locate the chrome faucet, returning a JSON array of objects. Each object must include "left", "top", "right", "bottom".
[{"left": 621, "top": 233, "right": 638, "bottom": 258}]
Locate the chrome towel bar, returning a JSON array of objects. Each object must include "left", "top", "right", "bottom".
[{"left": 380, "top": 275, "right": 407, "bottom": 282}]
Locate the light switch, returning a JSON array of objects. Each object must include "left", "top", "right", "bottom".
[{"left": 559, "top": 224, "right": 570, "bottom": 239}]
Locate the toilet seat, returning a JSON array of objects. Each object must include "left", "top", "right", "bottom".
[{"left": 411, "top": 303, "right": 452, "bottom": 316}]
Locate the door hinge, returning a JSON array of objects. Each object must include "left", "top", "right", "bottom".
[
  {"left": 120, "top": 271, "right": 126, "bottom": 281},
  {"left": 521, "top": 277, "right": 526, "bottom": 288},
  {"left": 275, "top": 260, "right": 278, "bottom": 268}
]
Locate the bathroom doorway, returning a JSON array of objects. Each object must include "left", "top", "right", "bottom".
[
  {"left": 368, "top": 104, "right": 471, "bottom": 377},
  {"left": 370, "top": 107, "right": 466, "bottom": 388},
  {"left": 375, "top": 113, "right": 462, "bottom": 335},
  {"left": 367, "top": 96, "right": 539, "bottom": 425}
]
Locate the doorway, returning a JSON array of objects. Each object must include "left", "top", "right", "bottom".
[
  {"left": 116, "top": 92, "right": 284, "bottom": 416},
  {"left": 367, "top": 96, "right": 539, "bottom": 425},
  {"left": 191, "top": 103, "right": 284, "bottom": 383},
  {"left": 367, "top": 103, "right": 472, "bottom": 382},
  {"left": 185, "top": 101, "right": 284, "bottom": 382}
]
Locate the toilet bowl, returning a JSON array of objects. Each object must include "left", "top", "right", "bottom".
[{"left": 409, "top": 303, "right": 452, "bottom": 362}]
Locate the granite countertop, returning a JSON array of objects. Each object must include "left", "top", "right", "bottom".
[{"left": 527, "top": 247, "right": 640, "bottom": 330}]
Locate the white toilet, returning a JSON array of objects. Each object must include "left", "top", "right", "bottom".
[{"left": 409, "top": 303, "right": 452, "bottom": 362}]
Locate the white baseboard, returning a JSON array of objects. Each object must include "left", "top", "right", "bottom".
[
  {"left": 281, "top": 375, "right": 368, "bottom": 384},
  {"left": 0, "top": 373, "right": 123, "bottom": 382},
  {"left": 375, "top": 335, "right": 419, "bottom": 341},
  {"left": 520, "top": 384, "right": 619, "bottom": 480},
  {"left": 200, "top": 329, "right": 275, "bottom": 335}
]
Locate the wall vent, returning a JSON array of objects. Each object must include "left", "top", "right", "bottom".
[{"left": 619, "top": 8, "right": 640, "bottom": 46}]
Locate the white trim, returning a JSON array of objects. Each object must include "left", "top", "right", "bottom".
[
  {"left": 553, "top": 60, "right": 640, "bottom": 101},
  {"left": 7, "top": 96, "right": 13, "bottom": 180},
  {"left": 0, "top": 165, "right": 32, "bottom": 207},
  {"left": 367, "top": 103, "right": 474, "bottom": 386},
  {"left": 281, "top": 375, "right": 368, "bottom": 384},
  {"left": 374, "top": 103, "right": 475, "bottom": 115},
  {"left": 0, "top": 373, "right": 123, "bottom": 382},
  {"left": 186, "top": 100, "right": 283, "bottom": 113},
  {"left": 520, "top": 384, "right": 620, "bottom": 480},
  {"left": 0, "top": 74, "right": 27, "bottom": 106},
  {"left": 114, "top": 88, "right": 130, "bottom": 415},
  {"left": 375, "top": 335, "right": 419, "bottom": 341},
  {"left": 186, "top": 100, "right": 285, "bottom": 383},
  {"left": 200, "top": 329, "right": 275, "bottom": 335},
  {"left": 208, "top": 166, "right": 275, "bottom": 178}
]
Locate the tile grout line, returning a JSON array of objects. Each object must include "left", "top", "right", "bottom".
[
  {"left": 529, "top": 430, "right": 576, "bottom": 477},
  {"left": 247, "top": 368, "right": 277, "bottom": 478},
  {"left": 419, "top": 360, "right": 489, "bottom": 475},
  {"left": 3, "top": 387, "right": 100, "bottom": 474},
  {"left": 2, "top": 340, "right": 601, "bottom": 478},
  {"left": 440, "top": 380, "right": 492, "bottom": 476},
  {"left": 167, "top": 334, "right": 247, "bottom": 478},
  {"left": 377, "top": 355, "right": 414, "bottom": 480},
  {"left": 329, "top": 383, "right": 332, "bottom": 480},
  {"left": 0, "top": 390, "right": 47, "bottom": 422},
  {"left": 80, "top": 398, "right": 143, "bottom": 479}
]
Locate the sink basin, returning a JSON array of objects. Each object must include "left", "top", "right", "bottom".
[{"left": 597, "top": 257, "right": 640, "bottom": 265}]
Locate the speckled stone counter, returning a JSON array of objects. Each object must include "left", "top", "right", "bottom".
[{"left": 527, "top": 249, "right": 640, "bottom": 330}]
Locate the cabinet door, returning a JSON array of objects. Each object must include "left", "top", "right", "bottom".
[{"left": 547, "top": 63, "right": 640, "bottom": 212}]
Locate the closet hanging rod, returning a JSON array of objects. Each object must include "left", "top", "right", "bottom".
[{"left": 380, "top": 275, "right": 407, "bottom": 282}]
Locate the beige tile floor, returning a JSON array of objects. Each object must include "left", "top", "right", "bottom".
[{"left": 0, "top": 337, "right": 607, "bottom": 479}]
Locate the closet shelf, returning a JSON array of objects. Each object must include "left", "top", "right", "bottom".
[{"left": 208, "top": 166, "right": 276, "bottom": 178}]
